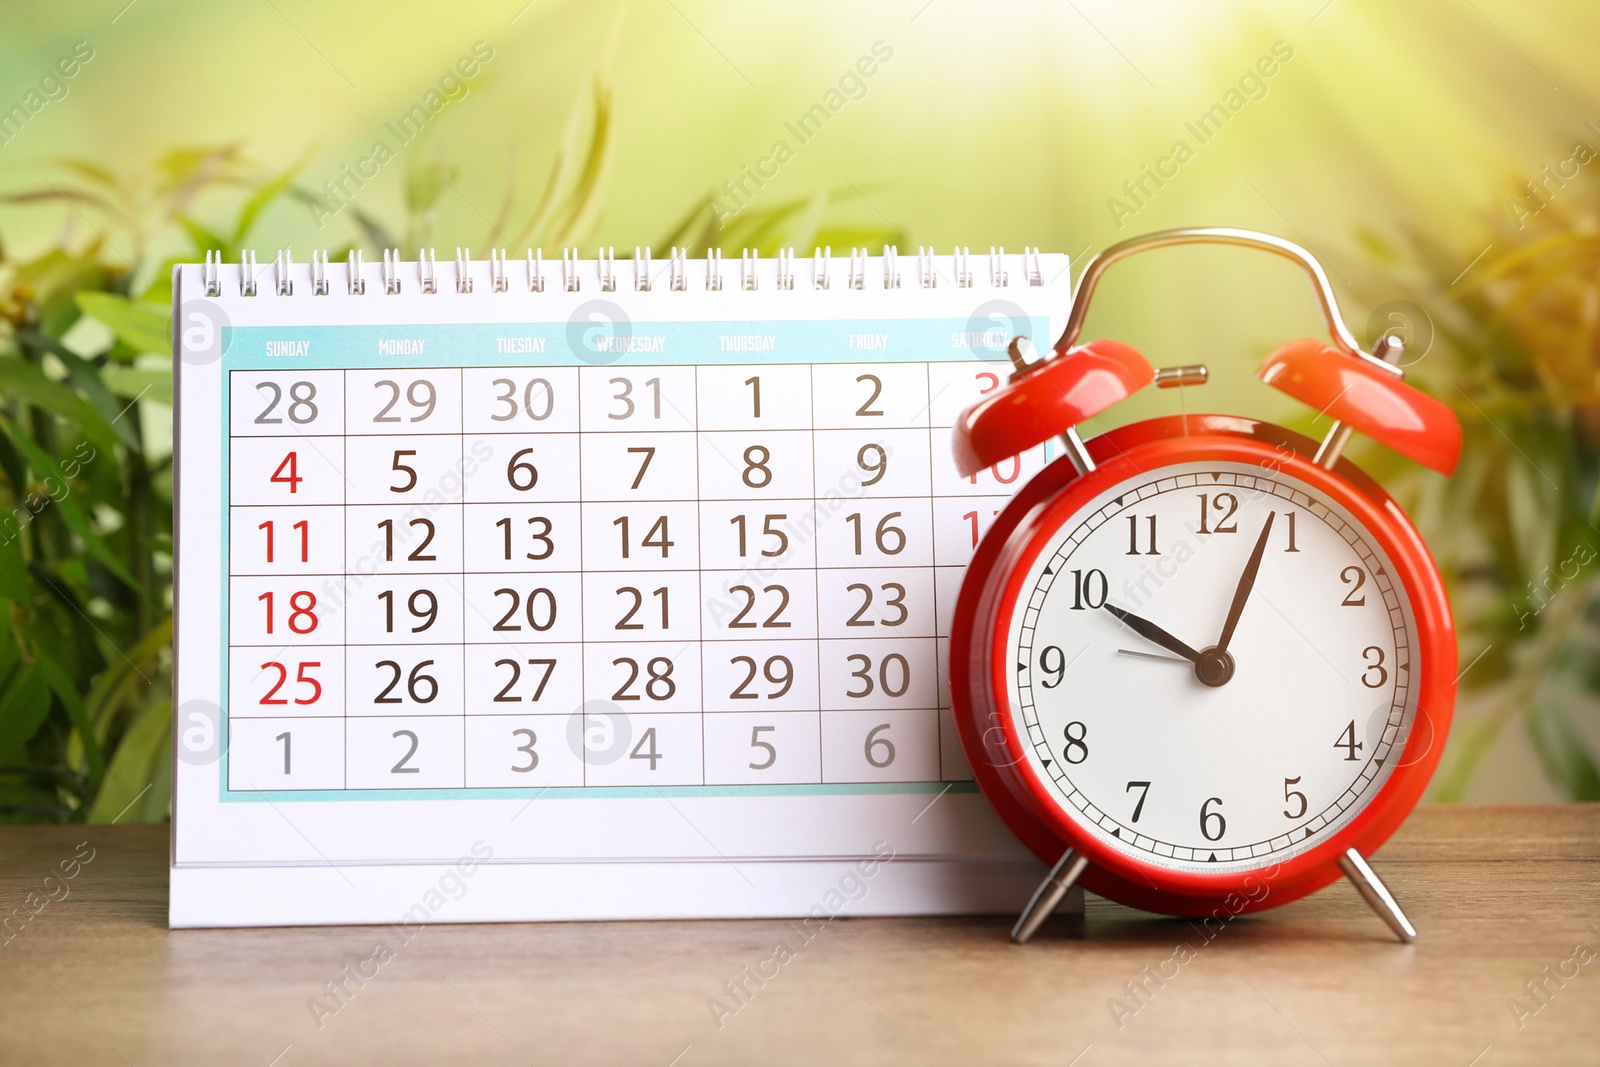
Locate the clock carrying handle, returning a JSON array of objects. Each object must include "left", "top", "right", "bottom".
[
  {"left": 1053, "top": 227, "right": 1368, "bottom": 360},
  {"left": 950, "top": 227, "right": 1462, "bottom": 478}
]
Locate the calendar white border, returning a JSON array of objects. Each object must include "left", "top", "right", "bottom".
[{"left": 171, "top": 255, "right": 1070, "bottom": 923}]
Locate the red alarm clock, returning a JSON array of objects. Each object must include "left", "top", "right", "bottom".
[{"left": 949, "top": 228, "right": 1461, "bottom": 943}]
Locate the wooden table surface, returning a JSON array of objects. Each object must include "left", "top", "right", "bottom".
[{"left": 1, "top": 805, "right": 1596, "bottom": 1066}]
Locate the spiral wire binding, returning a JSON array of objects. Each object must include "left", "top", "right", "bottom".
[
  {"left": 634, "top": 247, "right": 651, "bottom": 292},
  {"left": 199, "top": 246, "right": 1052, "bottom": 297},
  {"left": 311, "top": 251, "right": 329, "bottom": 296},
  {"left": 883, "top": 246, "right": 901, "bottom": 289},
  {"left": 419, "top": 249, "right": 437, "bottom": 295},
  {"left": 490, "top": 249, "right": 509, "bottom": 293},
  {"left": 562, "top": 248, "right": 581, "bottom": 292},
  {"left": 382, "top": 249, "right": 402, "bottom": 295},
  {"left": 204, "top": 251, "right": 221, "bottom": 297},
  {"left": 240, "top": 251, "right": 258, "bottom": 297},
  {"left": 989, "top": 247, "right": 1008, "bottom": 288},
  {"left": 275, "top": 250, "right": 294, "bottom": 296},
  {"left": 347, "top": 250, "right": 366, "bottom": 295}
]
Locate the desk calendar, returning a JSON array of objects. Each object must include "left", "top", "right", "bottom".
[{"left": 171, "top": 248, "right": 1074, "bottom": 927}]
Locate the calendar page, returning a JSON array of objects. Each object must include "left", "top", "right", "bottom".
[{"left": 171, "top": 249, "right": 1075, "bottom": 926}]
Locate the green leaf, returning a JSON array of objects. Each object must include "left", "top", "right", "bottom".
[
  {"left": 405, "top": 156, "right": 459, "bottom": 218},
  {"left": 0, "top": 664, "right": 51, "bottom": 759},
  {"left": 34, "top": 651, "right": 104, "bottom": 791},
  {"left": 24, "top": 332, "right": 143, "bottom": 449},
  {"left": 74, "top": 292, "right": 171, "bottom": 357},
  {"left": 83, "top": 616, "right": 170, "bottom": 735},
  {"left": 0, "top": 355, "right": 122, "bottom": 454},
  {"left": 1526, "top": 699, "right": 1600, "bottom": 801},
  {"left": 87, "top": 690, "right": 170, "bottom": 823},
  {"left": 234, "top": 149, "right": 314, "bottom": 246},
  {"left": 0, "top": 534, "right": 27, "bottom": 602},
  {"left": 101, "top": 366, "right": 173, "bottom": 407},
  {"left": 176, "top": 215, "right": 231, "bottom": 260},
  {"left": 0, "top": 419, "right": 138, "bottom": 590}
]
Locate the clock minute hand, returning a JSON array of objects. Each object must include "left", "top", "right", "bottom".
[
  {"left": 1101, "top": 603, "right": 1203, "bottom": 664},
  {"left": 1215, "top": 510, "right": 1276, "bottom": 654}
]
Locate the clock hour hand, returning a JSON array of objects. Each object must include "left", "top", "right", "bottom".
[
  {"left": 1216, "top": 510, "right": 1276, "bottom": 654},
  {"left": 1101, "top": 603, "right": 1203, "bottom": 664}
]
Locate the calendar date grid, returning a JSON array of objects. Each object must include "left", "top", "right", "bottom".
[{"left": 221, "top": 360, "right": 1035, "bottom": 797}]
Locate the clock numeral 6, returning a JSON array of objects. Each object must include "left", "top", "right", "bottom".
[{"left": 1199, "top": 796, "right": 1226, "bottom": 842}]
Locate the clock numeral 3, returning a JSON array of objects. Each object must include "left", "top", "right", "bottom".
[{"left": 1360, "top": 646, "right": 1388, "bottom": 688}]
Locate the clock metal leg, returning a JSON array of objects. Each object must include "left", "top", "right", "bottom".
[
  {"left": 1011, "top": 849, "right": 1090, "bottom": 944},
  {"left": 1338, "top": 848, "right": 1417, "bottom": 943}
]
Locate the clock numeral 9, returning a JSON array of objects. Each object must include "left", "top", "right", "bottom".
[
  {"left": 1038, "top": 645, "right": 1068, "bottom": 688},
  {"left": 1199, "top": 797, "right": 1226, "bottom": 842}
]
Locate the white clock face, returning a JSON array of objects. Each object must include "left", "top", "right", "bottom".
[{"left": 1005, "top": 460, "right": 1417, "bottom": 873}]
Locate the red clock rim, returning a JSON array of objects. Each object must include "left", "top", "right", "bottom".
[{"left": 950, "top": 414, "right": 1457, "bottom": 916}]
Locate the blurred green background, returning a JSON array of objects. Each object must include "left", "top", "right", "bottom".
[{"left": 1, "top": 0, "right": 1597, "bottom": 821}]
